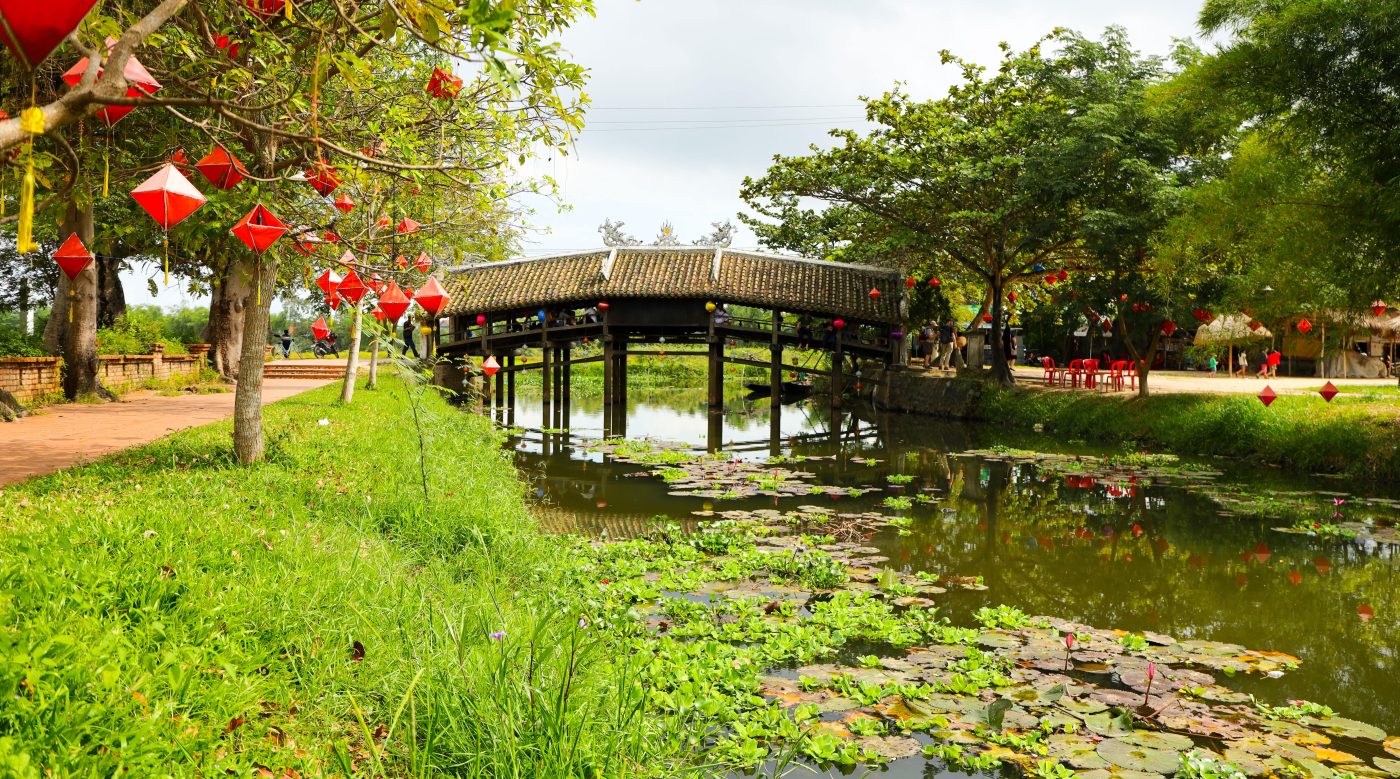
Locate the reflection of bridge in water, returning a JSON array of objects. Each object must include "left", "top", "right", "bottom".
[{"left": 433, "top": 247, "right": 908, "bottom": 439}]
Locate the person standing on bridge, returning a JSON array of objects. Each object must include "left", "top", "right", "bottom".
[
  {"left": 402, "top": 316, "right": 420, "bottom": 358},
  {"left": 937, "top": 319, "right": 956, "bottom": 371}
]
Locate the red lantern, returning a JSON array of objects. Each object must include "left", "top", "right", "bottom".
[
  {"left": 1057, "top": 269, "right": 1068, "bottom": 282},
  {"left": 869, "top": 287, "right": 881, "bottom": 300},
  {"left": 1296, "top": 318, "right": 1312, "bottom": 335},
  {"left": 325, "top": 292, "right": 341, "bottom": 311},
  {"left": 230, "top": 203, "right": 288, "bottom": 253},
  {"left": 333, "top": 194, "right": 355, "bottom": 214},
  {"left": 311, "top": 317, "right": 331, "bottom": 341},
  {"left": 482, "top": 355, "right": 501, "bottom": 377},
  {"left": 929, "top": 278, "right": 941, "bottom": 288},
  {"left": 0, "top": 1, "right": 98, "bottom": 68},
  {"left": 53, "top": 233, "right": 93, "bottom": 280},
  {"left": 476, "top": 314, "right": 487, "bottom": 326},
  {"left": 1192, "top": 308, "right": 1210, "bottom": 322},
  {"left": 195, "top": 146, "right": 247, "bottom": 190},
  {"left": 337, "top": 270, "right": 368, "bottom": 304},
  {"left": 598, "top": 301, "right": 610, "bottom": 311},
  {"left": 377, "top": 281, "right": 411, "bottom": 323},
  {"left": 376, "top": 217, "right": 392, "bottom": 229},
  {"left": 243, "top": 0, "right": 287, "bottom": 20},
  {"left": 315, "top": 269, "right": 341, "bottom": 296},
  {"left": 1007, "top": 291, "right": 1017, "bottom": 304},
  {"left": 1372, "top": 301, "right": 1387, "bottom": 317},
  {"left": 414, "top": 252, "right": 433, "bottom": 273},
  {"left": 414, "top": 277, "right": 450, "bottom": 316},
  {"left": 397, "top": 217, "right": 420, "bottom": 235},
  {"left": 1161, "top": 320, "right": 1178, "bottom": 337},
  {"left": 1319, "top": 381, "right": 1338, "bottom": 403},
  {"left": 982, "top": 312, "right": 993, "bottom": 323},
  {"left": 905, "top": 277, "right": 916, "bottom": 289},
  {"left": 168, "top": 148, "right": 190, "bottom": 167},
  {"left": 322, "top": 231, "right": 340, "bottom": 243},
  {"left": 131, "top": 163, "right": 206, "bottom": 230},
  {"left": 1102, "top": 319, "right": 1113, "bottom": 332},
  {"left": 1258, "top": 386, "right": 1277, "bottom": 407},
  {"left": 371, "top": 305, "right": 386, "bottom": 321},
  {"left": 292, "top": 233, "right": 319, "bottom": 256},
  {"left": 404, "top": 288, "right": 414, "bottom": 300},
  {"left": 426, "top": 67, "right": 463, "bottom": 100},
  {"left": 833, "top": 318, "right": 846, "bottom": 330},
  {"left": 211, "top": 34, "right": 240, "bottom": 60},
  {"left": 305, "top": 163, "right": 340, "bottom": 196},
  {"left": 395, "top": 255, "right": 409, "bottom": 269},
  {"left": 61, "top": 38, "right": 161, "bottom": 126}
]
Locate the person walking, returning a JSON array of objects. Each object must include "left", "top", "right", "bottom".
[
  {"left": 402, "top": 316, "right": 420, "bottom": 358},
  {"left": 937, "top": 319, "right": 956, "bottom": 371},
  {"left": 916, "top": 321, "right": 934, "bottom": 368},
  {"left": 1002, "top": 327, "right": 1016, "bottom": 370},
  {"left": 1235, "top": 349, "right": 1248, "bottom": 378},
  {"left": 1208, "top": 354, "right": 1218, "bottom": 376},
  {"left": 1255, "top": 349, "right": 1270, "bottom": 379}
]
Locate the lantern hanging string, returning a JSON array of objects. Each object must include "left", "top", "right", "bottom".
[
  {"left": 102, "top": 125, "right": 111, "bottom": 198},
  {"left": 16, "top": 74, "right": 42, "bottom": 254}
]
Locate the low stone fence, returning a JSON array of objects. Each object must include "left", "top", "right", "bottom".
[
  {"left": 0, "top": 345, "right": 207, "bottom": 407},
  {"left": 868, "top": 366, "right": 988, "bottom": 419}
]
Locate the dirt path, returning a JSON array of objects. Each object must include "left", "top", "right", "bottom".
[
  {"left": 0, "top": 379, "right": 332, "bottom": 488},
  {"left": 1009, "top": 367, "right": 1396, "bottom": 395}
]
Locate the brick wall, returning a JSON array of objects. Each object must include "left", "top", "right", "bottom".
[{"left": 0, "top": 347, "right": 204, "bottom": 407}]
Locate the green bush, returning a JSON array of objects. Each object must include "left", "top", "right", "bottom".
[
  {"left": 0, "top": 324, "right": 44, "bottom": 357},
  {"left": 96, "top": 309, "right": 182, "bottom": 355}
]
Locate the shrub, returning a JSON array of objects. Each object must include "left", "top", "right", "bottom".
[
  {"left": 0, "top": 324, "right": 44, "bottom": 357},
  {"left": 96, "top": 310, "right": 178, "bottom": 355}
]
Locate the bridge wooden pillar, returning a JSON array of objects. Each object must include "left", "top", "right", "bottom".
[
  {"left": 561, "top": 343, "right": 572, "bottom": 435},
  {"left": 506, "top": 354, "right": 516, "bottom": 427},
  {"left": 707, "top": 312, "right": 724, "bottom": 410},
  {"left": 831, "top": 329, "right": 845, "bottom": 411},
  {"left": 494, "top": 357, "right": 505, "bottom": 423},
  {"left": 602, "top": 331, "right": 614, "bottom": 433},
  {"left": 770, "top": 308, "right": 782, "bottom": 410},
  {"left": 541, "top": 339, "right": 553, "bottom": 432}
]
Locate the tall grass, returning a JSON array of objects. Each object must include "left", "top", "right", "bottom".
[
  {"left": 975, "top": 382, "right": 1400, "bottom": 479},
  {"left": 0, "top": 374, "right": 659, "bottom": 777}
]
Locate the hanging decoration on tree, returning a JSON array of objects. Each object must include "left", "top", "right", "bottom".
[
  {"left": 425, "top": 67, "right": 463, "bottom": 99},
  {"left": 905, "top": 277, "right": 916, "bottom": 289},
  {"left": 52, "top": 232, "right": 93, "bottom": 280},
  {"left": 371, "top": 304, "right": 386, "bottom": 321},
  {"left": 211, "top": 34, "right": 240, "bottom": 60},
  {"left": 869, "top": 288, "right": 881, "bottom": 300},
  {"left": 394, "top": 255, "right": 408, "bottom": 268},
  {"left": 1057, "top": 269, "right": 1069, "bottom": 282},
  {"left": 311, "top": 316, "right": 331, "bottom": 341},
  {"left": 833, "top": 318, "right": 846, "bottom": 330},
  {"left": 1319, "top": 381, "right": 1339, "bottom": 403},
  {"left": 1296, "top": 318, "right": 1313, "bottom": 335},
  {"left": 482, "top": 355, "right": 500, "bottom": 377},
  {"left": 1258, "top": 386, "right": 1277, "bottom": 407},
  {"left": 1007, "top": 291, "right": 1018, "bottom": 304},
  {"left": 397, "top": 217, "right": 420, "bottom": 235},
  {"left": 194, "top": 145, "right": 247, "bottom": 190},
  {"left": 168, "top": 148, "right": 190, "bottom": 167},
  {"left": 304, "top": 163, "right": 340, "bottom": 196},
  {"left": 231, "top": 203, "right": 288, "bottom": 252},
  {"left": 928, "top": 278, "right": 941, "bottom": 288},
  {"left": 315, "top": 268, "right": 340, "bottom": 297},
  {"left": 333, "top": 193, "right": 355, "bottom": 213},
  {"left": 414, "top": 277, "right": 450, "bottom": 316},
  {"left": 131, "top": 162, "right": 207, "bottom": 284},
  {"left": 1371, "top": 301, "right": 1387, "bottom": 317},
  {"left": 325, "top": 291, "right": 341, "bottom": 311},
  {"left": 982, "top": 312, "right": 993, "bottom": 323},
  {"left": 1161, "top": 320, "right": 1178, "bottom": 337},
  {"left": 337, "top": 269, "right": 368, "bottom": 304},
  {"left": 1192, "top": 308, "right": 1213, "bottom": 323},
  {"left": 414, "top": 251, "right": 433, "bottom": 273},
  {"left": 0, "top": 1, "right": 98, "bottom": 68},
  {"left": 377, "top": 281, "right": 411, "bottom": 323},
  {"left": 243, "top": 0, "right": 288, "bottom": 20},
  {"left": 62, "top": 38, "right": 161, "bottom": 126}
]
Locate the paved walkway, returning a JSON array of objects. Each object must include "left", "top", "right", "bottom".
[
  {"left": 1005, "top": 367, "right": 1396, "bottom": 395},
  {"left": 0, "top": 379, "right": 332, "bottom": 488}
]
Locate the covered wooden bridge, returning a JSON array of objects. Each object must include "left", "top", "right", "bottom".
[{"left": 433, "top": 247, "right": 906, "bottom": 431}]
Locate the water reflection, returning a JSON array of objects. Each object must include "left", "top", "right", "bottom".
[{"left": 509, "top": 390, "right": 1400, "bottom": 732}]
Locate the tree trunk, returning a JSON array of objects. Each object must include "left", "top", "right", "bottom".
[
  {"left": 42, "top": 273, "right": 69, "bottom": 354},
  {"left": 340, "top": 305, "right": 363, "bottom": 403},
  {"left": 988, "top": 280, "right": 1015, "bottom": 386},
  {"left": 367, "top": 336, "right": 379, "bottom": 390},
  {"left": 59, "top": 200, "right": 113, "bottom": 401},
  {"left": 232, "top": 254, "right": 278, "bottom": 465},
  {"left": 18, "top": 277, "right": 31, "bottom": 335},
  {"left": 206, "top": 264, "right": 251, "bottom": 380},
  {"left": 95, "top": 254, "right": 126, "bottom": 329}
]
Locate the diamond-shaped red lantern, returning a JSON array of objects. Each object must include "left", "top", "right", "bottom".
[
  {"left": 482, "top": 355, "right": 500, "bottom": 377},
  {"left": 397, "top": 217, "right": 420, "bottom": 235},
  {"left": 414, "top": 252, "right": 433, "bottom": 273},
  {"left": 333, "top": 194, "right": 355, "bottom": 213},
  {"left": 1372, "top": 301, "right": 1387, "bottom": 317},
  {"left": 315, "top": 268, "right": 341, "bottom": 296},
  {"left": 1193, "top": 307, "right": 1212, "bottom": 322},
  {"left": 230, "top": 203, "right": 287, "bottom": 253},
  {"left": 476, "top": 314, "right": 487, "bottom": 326},
  {"left": 305, "top": 163, "right": 340, "bottom": 196},
  {"left": 1161, "top": 320, "right": 1178, "bottom": 337},
  {"left": 195, "top": 145, "right": 246, "bottom": 190},
  {"left": 833, "top": 318, "right": 846, "bottom": 330},
  {"left": 1319, "top": 381, "right": 1338, "bottom": 403},
  {"left": 169, "top": 148, "right": 190, "bottom": 167},
  {"left": 53, "top": 233, "right": 93, "bottom": 280},
  {"left": 598, "top": 301, "right": 610, "bottom": 312},
  {"left": 322, "top": 231, "right": 340, "bottom": 243},
  {"left": 325, "top": 292, "right": 341, "bottom": 311},
  {"left": 0, "top": 1, "right": 98, "bottom": 68},
  {"left": 1007, "top": 291, "right": 1018, "bottom": 304},
  {"left": 377, "top": 281, "right": 411, "bottom": 323},
  {"left": 311, "top": 316, "right": 330, "bottom": 341},
  {"left": 929, "top": 278, "right": 941, "bottom": 288},
  {"left": 1258, "top": 386, "right": 1277, "bottom": 407},
  {"left": 1248, "top": 319, "right": 1263, "bottom": 332},
  {"left": 61, "top": 37, "right": 161, "bottom": 126},
  {"left": 414, "top": 277, "right": 450, "bottom": 316},
  {"left": 869, "top": 288, "right": 881, "bottom": 300},
  {"left": 243, "top": 0, "right": 287, "bottom": 20},
  {"left": 337, "top": 270, "right": 368, "bottom": 304},
  {"left": 425, "top": 67, "right": 463, "bottom": 100},
  {"left": 371, "top": 305, "right": 386, "bottom": 321},
  {"left": 1057, "top": 268, "right": 1069, "bottom": 282},
  {"left": 131, "top": 163, "right": 206, "bottom": 230},
  {"left": 292, "top": 233, "right": 320, "bottom": 256},
  {"left": 1102, "top": 319, "right": 1113, "bottom": 332},
  {"left": 395, "top": 255, "right": 408, "bottom": 269},
  {"left": 1297, "top": 318, "right": 1313, "bottom": 335},
  {"left": 905, "top": 277, "right": 916, "bottom": 289}
]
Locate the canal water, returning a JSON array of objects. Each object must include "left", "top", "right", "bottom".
[{"left": 506, "top": 390, "right": 1400, "bottom": 752}]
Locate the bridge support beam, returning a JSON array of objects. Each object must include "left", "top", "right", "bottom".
[
  {"left": 494, "top": 356, "right": 505, "bottom": 423},
  {"left": 707, "top": 337, "right": 723, "bottom": 409},
  {"left": 831, "top": 332, "right": 845, "bottom": 411},
  {"left": 507, "top": 354, "right": 516, "bottom": 427},
  {"left": 541, "top": 341, "right": 552, "bottom": 432}
]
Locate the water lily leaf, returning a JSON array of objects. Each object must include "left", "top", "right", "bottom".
[
  {"left": 1120, "top": 730, "right": 1194, "bottom": 751},
  {"left": 1046, "top": 733, "right": 1110, "bottom": 769},
  {"left": 855, "top": 735, "right": 921, "bottom": 759},
  {"left": 1059, "top": 698, "right": 1110, "bottom": 716},
  {"left": 976, "top": 631, "right": 1022, "bottom": 649},
  {"left": 1039, "top": 683, "right": 1067, "bottom": 703},
  {"left": 1314, "top": 717, "right": 1386, "bottom": 742},
  {"left": 1373, "top": 757, "right": 1400, "bottom": 774},
  {"left": 1311, "top": 746, "right": 1360, "bottom": 764},
  {"left": 1077, "top": 768, "right": 1165, "bottom": 779},
  {"left": 987, "top": 698, "right": 1012, "bottom": 731},
  {"left": 1222, "top": 748, "right": 1274, "bottom": 777},
  {"left": 1290, "top": 757, "right": 1339, "bottom": 778},
  {"left": 1385, "top": 736, "right": 1400, "bottom": 758},
  {"left": 1097, "top": 738, "right": 1180, "bottom": 774}
]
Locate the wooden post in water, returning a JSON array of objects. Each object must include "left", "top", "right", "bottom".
[
  {"left": 770, "top": 308, "right": 782, "bottom": 410},
  {"left": 506, "top": 354, "right": 516, "bottom": 426},
  {"left": 602, "top": 333, "right": 614, "bottom": 434},
  {"left": 831, "top": 328, "right": 845, "bottom": 411},
  {"left": 494, "top": 356, "right": 505, "bottom": 423}
]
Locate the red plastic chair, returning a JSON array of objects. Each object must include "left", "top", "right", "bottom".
[
  {"left": 1108, "top": 360, "right": 1128, "bottom": 392},
  {"left": 1066, "top": 359, "right": 1084, "bottom": 388},
  {"left": 1124, "top": 361, "right": 1138, "bottom": 391},
  {"left": 1083, "top": 359, "right": 1099, "bottom": 389},
  {"left": 1042, "top": 357, "right": 1061, "bottom": 386}
]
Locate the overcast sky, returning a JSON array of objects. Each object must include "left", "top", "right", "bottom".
[{"left": 126, "top": 0, "right": 1206, "bottom": 309}]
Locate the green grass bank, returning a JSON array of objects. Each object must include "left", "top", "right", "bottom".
[
  {"left": 972, "top": 381, "right": 1400, "bottom": 480},
  {"left": 0, "top": 377, "right": 654, "bottom": 778}
]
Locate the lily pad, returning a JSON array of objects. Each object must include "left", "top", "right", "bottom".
[
  {"left": 1314, "top": 717, "right": 1387, "bottom": 743},
  {"left": 1046, "top": 733, "right": 1110, "bottom": 769},
  {"left": 1097, "top": 738, "right": 1182, "bottom": 774},
  {"left": 855, "top": 735, "right": 922, "bottom": 759},
  {"left": 1120, "top": 730, "right": 1194, "bottom": 752}
]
